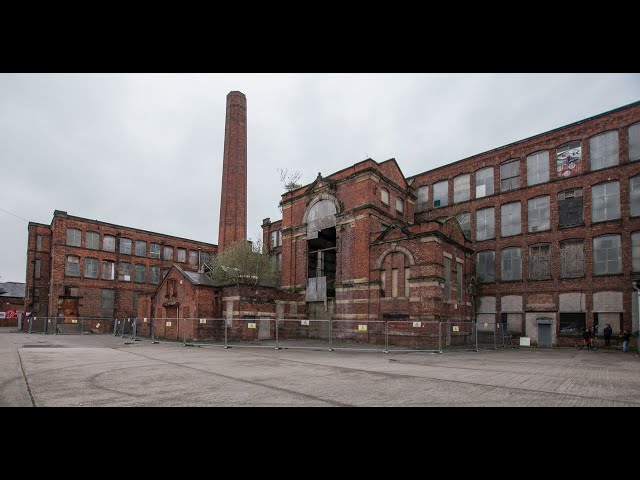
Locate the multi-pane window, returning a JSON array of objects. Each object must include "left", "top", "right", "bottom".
[
  {"left": 560, "top": 240, "right": 584, "bottom": 278},
  {"left": 456, "top": 262, "right": 463, "bottom": 303},
  {"left": 101, "top": 289, "right": 115, "bottom": 318},
  {"left": 501, "top": 248, "right": 521, "bottom": 281},
  {"left": 443, "top": 257, "right": 451, "bottom": 301},
  {"left": 103, "top": 235, "right": 116, "bottom": 252},
  {"left": 632, "top": 232, "right": 640, "bottom": 272},
  {"left": 475, "top": 167, "right": 494, "bottom": 198},
  {"left": 433, "top": 181, "right": 448, "bottom": 208},
  {"left": 593, "top": 235, "right": 621, "bottom": 275},
  {"left": 278, "top": 230, "right": 282, "bottom": 246},
  {"left": 476, "top": 207, "right": 495, "bottom": 241},
  {"left": 177, "top": 248, "right": 186, "bottom": 262},
  {"left": 65, "top": 255, "right": 80, "bottom": 276},
  {"left": 415, "top": 186, "right": 429, "bottom": 212},
  {"left": 189, "top": 250, "right": 198, "bottom": 266},
  {"left": 558, "top": 188, "right": 583, "bottom": 227},
  {"left": 453, "top": 174, "right": 470, "bottom": 203},
  {"left": 396, "top": 196, "right": 404, "bottom": 213},
  {"left": 381, "top": 188, "right": 389, "bottom": 205},
  {"left": 630, "top": 123, "right": 640, "bottom": 162},
  {"left": 101, "top": 261, "right": 115, "bottom": 280},
  {"left": 119, "top": 238, "right": 132, "bottom": 255},
  {"left": 201, "top": 252, "right": 210, "bottom": 267},
  {"left": 590, "top": 131, "right": 619, "bottom": 170},
  {"left": 163, "top": 246, "right": 173, "bottom": 261},
  {"left": 135, "top": 241, "right": 146, "bottom": 257},
  {"left": 36, "top": 234, "right": 43, "bottom": 251},
  {"left": 457, "top": 213, "right": 471, "bottom": 237},
  {"left": 526, "top": 151, "right": 549, "bottom": 186},
  {"left": 86, "top": 231, "right": 99, "bottom": 250},
  {"left": 476, "top": 250, "right": 495, "bottom": 283},
  {"left": 270, "top": 231, "right": 277, "bottom": 248},
  {"left": 149, "top": 243, "right": 161, "bottom": 259},
  {"left": 528, "top": 196, "right": 550, "bottom": 232},
  {"left": 84, "top": 257, "right": 98, "bottom": 278},
  {"left": 630, "top": 175, "right": 640, "bottom": 217},
  {"left": 149, "top": 266, "right": 160, "bottom": 284},
  {"left": 501, "top": 202, "right": 521, "bottom": 237},
  {"left": 529, "top": 244, "right": 551, "bottom": 280},
  {"left": 500, "top": 159, "right": 520, "bottom": 192},
  {"left": 35, "top": 259, "right": 41, "bottom": 279},
  {"left": 592, "top": 181, "right": 620, "bottom": 222},
  {"left": 135, "top": 264, "right": 146, "bottom": 283},
  {"left": 556, "top": 141, "right": 582, "bottom": 178},
  {"left": 118, "top": 262, "right": 131, "bottom": 281},
  {"left": 66, "top": 228, "right": 81, "bottom": 247}
]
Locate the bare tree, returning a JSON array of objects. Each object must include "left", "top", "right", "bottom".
[
  {"left": 277, "top": 167, "right": 303, "bottom": 192},
  {"left": 206, "top": 240, "right": 278, "bottom": 287}
]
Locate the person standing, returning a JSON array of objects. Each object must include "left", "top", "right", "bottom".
[
  {"left": 603, "top": 324, "right": 612, "bottom": 346},
  {"left": 622, "top": 329, "right": 631, "bottom": 352}
]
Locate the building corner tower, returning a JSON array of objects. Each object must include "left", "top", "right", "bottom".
[{"left": 218, "top": 91, "right": 247, "bottom": 253}]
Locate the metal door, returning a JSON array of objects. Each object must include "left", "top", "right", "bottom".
[{"left": 537, "top": 322, "right": 552, "bottom": 348}]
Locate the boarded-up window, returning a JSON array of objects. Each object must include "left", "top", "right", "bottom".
[
  {"left": 307, "top": 199, "right": 337, "bottom": 239},
  {"left": 35, "top": 259, "right": 41, "bottom": 279},
  {"left": 391, "top": 269, "right": 398, "bottom": 297},
  {"left": 500, "top": 159, "right": 520, "bottom": 192},
  {"left": 592, "top": 181, "right": 620, "bottom": 222},
  {"left": 590, "top": 130, "right": 619, "bottom": 170},
  {"left": 501, "top": 247, "right": 521, "bottom": 281},
  {"left": 630, "top": 175, "right": 640, "bottom": 217},
  {"left": 380, "top": 271, "right": 386, "bottom": 297},
  {"left": 36, "top": 234, "right": 43, "bottom": 251},
  {"left": 477, "top": 250, "right": 495, "bottom": 283},
  {"left": 86, "top": 231, "right": 99, "bottom": 250},
  {"left": 444, "top": 257, "right": 451, "bottom": 301},
  {"left": 560, "top": 240, "right": 584, "bottom": 278},
  {"left": 65, "top": 255, "right": 80, "bottom": 276},
  {"left": 433, "top": 181, "right": 448, "bottom": 208},
  {"left": 381, "top": 188, "right": 389, "bottom": 205},
  {"left": 501, "top": 202, "right": 521, "bottom": 237},
  {"left": 529, "top": 244, "right": 551, "bottom": 280},
  {"left": 457, "top": 213, "right": 471, "bottom": 237},
  {"left": 630, "top": 122, "right": 640, "bottom": 162},
  {"left": 453, "top": 174, "right": 470, "bottom": 203},
  {"left": 456, "top": 262, "right": 463, "bottom": 303},
  {"left": 632, "top": 231, "right": 640, "bottom": 272},
  {"left": 476, "top": 207, "right": 494, "bottom": 241},
  {"left": 526, "top": 150, "right": 549, "bottom": 186},
  {"left": 415, "top": 186, "right": 428, "bottom": 212},
  {"left": 101, "top": 289, "right": 115, "bottom": 318},
  {"left": 528, "top": 196, "right": 550, "bottom": 232},
  {"left": 558, "top": 188, "right": 583, "bottom": 227},
  {"left": 593, "top": 235, "right": 621, "bottom": 275},
  {"left": 101, "top": 260, "right": 115, "bottom": 280},
  {"left": 405, "top": 268, "right": 410, "bottom": 298},
  {"left": 502, "top": 313, "right": 523, "bottom": 335},
  {"left": 475, "top": 167, "right": 494, "bottom": 198}
]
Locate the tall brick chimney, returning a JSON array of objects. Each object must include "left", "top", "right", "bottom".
[{"left": 218, "top": 91, "right": 247, "bottom": 253}]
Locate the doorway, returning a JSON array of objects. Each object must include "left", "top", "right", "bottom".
[{"left": 537, "top": 318, "right": 552, "bottom": 348}]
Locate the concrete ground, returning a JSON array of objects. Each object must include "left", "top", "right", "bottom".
[{"left": 1, "top": 327, "right": 639, "bottom": 407}]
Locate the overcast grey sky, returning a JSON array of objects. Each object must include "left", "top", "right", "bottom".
[{"left": 1, "top": 73, "right": 639, "bottom": 283}]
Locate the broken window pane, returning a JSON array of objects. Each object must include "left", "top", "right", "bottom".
[
  {"left": 558, "top": 188, "right": 583, "bottom": 227},
  {"left": 149, "top": 243, "right": 161, "bottom": 259},
  {"left": 65, "top": 255, "right": 80, "bottom": 276},
  {"left": 527, "top": 150, "right": 549, "bottom": 186},
  {"left": 476, "top": 250, "right": 495, "bottom": 283},
  {"left": 475, "top": 167, "right": 494, "bottom": 198},
  {"left": 630, "top": 123, "right": 640, "bottom": 162},
  {"left": 453, "top": 174, "right": 470, "bottom": 203},
  {"left": 457, "top": 213, "right": 471, "bottom": 237},
  {"left": 118, "top": 262, "right": 131, "bottom": 281},
  {"left": 433, "top": 181, "right": 448, "bottom": 207},
  {"left": 476, "top": 207, "right": 494, "bottom": 241},
  {"left": 415, "top": 186, "right": 428, "bottom": 212},
  {"left": 500, "top": 159, "right": 520, "bottom": 192},
  {"left": 501, "top": 247, "right": 521, "bottom": 281}
]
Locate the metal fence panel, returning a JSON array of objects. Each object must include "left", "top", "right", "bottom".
[
  {"left": 277, "top": 319, "right": 331, "bottom": 350},
  {"left": 184, "top": 318, "right": 227, "bottom": 346},
  {"left": 386, "top": 321, "right": 441, "bottom": 352},
  {"left": 28, "top": 317, "right": 46, "bottom": 334},
  {"left": 441, "top": 320, "right": 476, "bottom": 350},
  {"left": 331, "top": 320, "right": 386, "bottom": 351},
  {"left": 226, "top": 318, "right": 278, "bottom": 348}
]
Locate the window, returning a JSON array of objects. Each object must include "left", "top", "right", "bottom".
[
  {"left": 177, "top": 248, "right": 186, "bottom": 262},
  {"left": 560, "top": 240, "right": 584, "bottom": 278},
  {"left": 103, "top": 235, "right": 116, "bottom": 252},
  {"left": 84, "top": 258, "right": 98, "bottom": 278},
  {"left": 501, "top": 247, "right": 521, "bottom": 281},
  {"left": 396, "top": 196, "right": 404, "bottom": 213},
  {"left": 526, "top": 150, "right": 549, "bottom": 186},
  {"left": 528, "top": 196, "right": 550, "bottom": 232},
  {"left": 453, "top": 174, "right": 470, "bottom": 203},
  {"left": 590, "top": 131, "right": 619, "bottom": 170},
  {"left": 34, "top": 288, "right": 39, "bottom": 298},
  {"left": 444, "top": 257, "right": 451, "bottom": 301},
  {"left": 149, "top": 266, "right": 160, "bottom": 284},
  {"left": 101, "top": 260, "right": 115, "bottom": 280},
  {"left": 556, "top": 141, "right": 582, "bottom": 178},
  {"left": 86, "top": 231, "right": 99, "bottom": 250},
  {"left": 476, "top": 207, "right": 495, "bottom": 241},
  {"left": 558, "top": 188, "right": 583, "bottom": 227},
  {"left": 415, "top": 186, "right": 429, "bottom": 212},
  {"left": 133, "top": 292, "right": 140, "bottom": 314},
  {"left": 135, "top": 241, "right": 146, "bottom": 257},
  {"left": 278, "top": 230, "right": 282, "bottom": 247},
  {"left": 380, "top": 271, "right": 386, "bottom": 295},
  {"left": 592, "top": 181, "right": 620, "bottom": 222},
  {"left": 500, "top": 159, "right": 520, "bottom": 192},
  {"left": 475, "top": 167, "right": 494, "bottom": 198},
  {"left": 149, "top": 243, "right": 161, "bottom": 259},
  {"left": 188, "top": 250, "right": 198, "bottom": 266},
  {"left": 630, "top": 176, "right": 640, "bottom": 217},
  {"left": 630, "top": 123, "right": 640, "bottom": 162},
  {"left": 65, "top": 255, "right": 80, "bottom": 276},
  {"left": 560, "top": 313, "right": 586, "bottom": 336},
  {"left": 476, "top": 251, "right": 495, "bottom": 283},
  {"left": 391, "top": 269, "right": 398, "bottom": 297},
  {"left": 433, "top": 181, "right": 448, "bottom": 207},
  {"left": 118, "top": 262, "right": 131, "bottom": 281},
  {"left": 456, "top": 262, "right": 463, "bottom": 303},
  {"left": 161, "top": 268, "right": 170, "bottom": 279},
  {"left": 35, "top": 259, "right": 41, "bottom": 279},
  {"left": 101, "top": 289, "right": 115, "bottom": 318},
  {"left": 270, "top": 231, "right": 277, "bottom": 248},
  {"left": 632, "top": 232, "right": 640, "bottom": 272},
  {"left": 381, "top": 188, "right": 389, "bottom": 205},
  {"left": 501, "top": 202, "right": 521, "bottom": 237},
  {"left": 119, "top": 238, "right": 132, "bottom": 255},
  {"left": 135, "top": 264, "right": 146, "bottom": 283},
  {"left": 66, "top": 228, "right": 81, "bottom": 247},
  {"left": 457, "top": 213, "right": 471, "bottom": 237},
  {"left": 529, "top": 244, "right": 551, "bottom": 280},
  {"left": 163, "top": 246, "right": 173, "bottom": 261},
  {"left": 593, "top": 235, "right": 621, "bottom": 275},
  {"left": 36, "top": 234, "right": 42, "bottom": 251},
  {"left": 201, "top": 252, "right": 210, "bottom": 267}
]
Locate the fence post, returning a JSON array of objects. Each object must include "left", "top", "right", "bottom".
[
  {"left": 113, "top": 318, "right": 118, "bottom": 336},
  {"left": 328, "top": 321, "right": 333, "bottom": 352},
  {"left": 383, "top": 321, "right": 389, "bottom": 354},
  {"left": 224, "top": 318, "right": 229, "bottom": 349},
  {"left": 183, "top": 318, "right": 187, "bottom": 346},
  {"left": 54, "top": 317, "right": 58, "bottom": 335},
  {"left": 132, "top": 318, "right": 137, "bottom": 341},
  {"left": 475, "top": 321, "right": 479, "bottom": 351},
  {"left": 494, "top": 323, "right": 497, "bottom": 350},
  {"left": 120, "top": 318, "right": 126, "bottom": 338},
  {"left": 275, "top": 318, "right": 281, "bottom": 350},
  {"left": 151, "top": 318, "right": 155, "bottom": 341},
  {"left": 438, "top": 322, "right": 443, "bottom": 353},
  {"left": 80, "top": 317, "right": 84, "bottom": 335},
  {"left": 28, "top": 317, "right": 33, "bottom": 334}
]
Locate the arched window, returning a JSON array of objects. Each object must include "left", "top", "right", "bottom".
[{"left": 381, "top": 188, "right": 389, "bottom": 205}]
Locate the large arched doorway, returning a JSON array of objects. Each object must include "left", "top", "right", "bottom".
[{"left": 305, "top": 198, "right": 338, "bottom": 305}]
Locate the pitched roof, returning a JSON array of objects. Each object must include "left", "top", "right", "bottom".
[{"left": 0, "top": 282, "right": 26, "bottom": 298}]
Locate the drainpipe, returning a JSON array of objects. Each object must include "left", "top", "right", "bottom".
[{"left": 633, "top": 281, "right": 640, "bottom": 353}]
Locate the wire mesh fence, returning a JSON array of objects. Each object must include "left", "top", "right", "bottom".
[
  {"left": 330, "top": 320, "right": 387, "bottom": 351},
  {"left": 386, "top": 321, "right": 441, "bottom": 352}
]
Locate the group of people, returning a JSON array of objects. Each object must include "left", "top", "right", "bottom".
[{"left": 581, "top": 324, "right": 631, "bottom": 352}]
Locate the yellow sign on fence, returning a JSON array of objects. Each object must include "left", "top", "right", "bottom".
[
  {"left": 358, "top": 324, "right": 367, "bottom": 331},
  {"left": 166, "top": 321, "right": 172, "bottom": 327},
  {"left": 301, "top": 320, "right": 309, "bottom": 326},
  {"left": 248, "top": 323, "right": 257, "bottom": 329},
  {"left": 452, "top": 326, "right": 459, "bottom": 332},
  {"left": 413, "top": 322, "right": 422, "bottom": 328}
]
